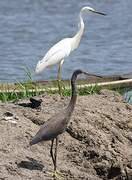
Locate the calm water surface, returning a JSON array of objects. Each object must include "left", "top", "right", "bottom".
[{"left": 0, "top": 0, "right": 132, "bottom": 82}]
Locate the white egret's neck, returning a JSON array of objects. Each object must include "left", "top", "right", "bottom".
[{"left": 71, "top": 11, "right": 84, "bottom": 51}]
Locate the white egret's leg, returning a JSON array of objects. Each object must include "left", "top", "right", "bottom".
[
  {"left": 57, "top": 59, "right": 64, "bottom": 82},
  {"left": 57, "top": 59, "right": 64, "bottom": 95}
]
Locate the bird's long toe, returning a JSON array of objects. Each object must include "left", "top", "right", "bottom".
[{"left": 48, "top": 170, "right": 64, "bottom": 180}]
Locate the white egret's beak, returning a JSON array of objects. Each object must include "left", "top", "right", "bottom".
[
  {"left": 90, "top": 9, "right": 106, "bottom": 16},
  {"left": 93, "top": 10, "right": 106, "bottom": 16},
  {"left": 81, "top": 6, "right": 106, "bottom": 16}
]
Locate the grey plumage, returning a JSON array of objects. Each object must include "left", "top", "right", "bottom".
[
  {"left": 30, "top": 69, "right": 101, "bottom": 173},
  {"left": 30, "top": 109, "right": 72, "bottom": 145}
]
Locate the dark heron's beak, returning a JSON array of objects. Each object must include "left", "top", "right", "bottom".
[
  {"left": 93, "top": 10, "right": 106, "bottom": 16},
  {"left": 83, "top": 71, "right": 102, "bottom": 78}
]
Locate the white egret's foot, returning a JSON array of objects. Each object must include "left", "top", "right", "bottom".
[
  {"left": 57, "top": 80, "right": 62, "bottom": 96},
  {"left": 57, "top": 80, "right": 65, "bottom": 96},
  {"left": 60, "top": 81, "right": 65, "bottom": 90},
  {"left": 48, "top": 170, "right": 64, "bottom": 179}
]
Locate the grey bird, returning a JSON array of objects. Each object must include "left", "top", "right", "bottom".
[{"left": 30, "top": 69, "right": 101, "bottom": 177}]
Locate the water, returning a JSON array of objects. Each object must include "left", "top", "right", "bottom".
[{"left": 0, "top": 0, "right": 132, "bottom": 83}]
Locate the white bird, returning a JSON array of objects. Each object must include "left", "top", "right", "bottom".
[{"left": 35, "top": 6, "right": 106, "bottom": 93}]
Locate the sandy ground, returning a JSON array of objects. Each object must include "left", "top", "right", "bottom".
[{"left": 0, "top": 89, "right": 132, "bottom": 180}]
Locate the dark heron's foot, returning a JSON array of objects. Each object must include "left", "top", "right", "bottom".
[{"left": 47, "top": 170, "right": 64, "bottom": 179}]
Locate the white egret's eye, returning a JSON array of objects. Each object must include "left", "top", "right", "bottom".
[{"left": 39, "top": 61, "right": 43, "bottom": 65}]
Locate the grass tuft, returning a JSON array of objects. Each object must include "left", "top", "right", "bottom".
[
  {"left": 0, "top": 67, "right": 41, "bottom": 102},
  {"left": 1, "top": 67, "right": 129, "bottom": 102}
]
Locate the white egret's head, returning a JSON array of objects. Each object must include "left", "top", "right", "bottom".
[
  {"left": 81, "top": 6, "right": 106, "bottom": 16},
  {"left": 35, "top": 60, "right": 46, "bottom": 74}
]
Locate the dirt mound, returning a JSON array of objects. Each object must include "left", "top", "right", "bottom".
[{"left": 0, "top": 90, "right": 132, "bottom": 180}]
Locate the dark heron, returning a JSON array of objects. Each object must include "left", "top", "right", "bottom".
[{"left": 30, "top": 69, "right": 101, "bottom": 177}]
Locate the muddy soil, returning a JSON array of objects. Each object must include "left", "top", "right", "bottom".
[{"left": 0, "top": 90, "right": 132, "bottom": 180}]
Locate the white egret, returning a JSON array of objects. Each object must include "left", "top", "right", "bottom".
[{"left": 35, "top": 6, "right": 106, "bottom": 94}]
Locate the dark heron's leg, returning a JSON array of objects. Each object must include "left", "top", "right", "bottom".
[
  {"left": 50, "top": 137, "right": 58, "bottom": 171},
  {"left": 55, "top": 138, "right": 64, "bottom": 179},
  {"left": 49, "top": 137, "right": 63, "bottom": 179},
  {"left": 54, "top": 137, "right": 58, "bottom": 171},
  {"left": 50, "top": 139, "right": 55, "bottom": 168}
]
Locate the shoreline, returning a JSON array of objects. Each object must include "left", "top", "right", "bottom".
[{"left": 0, "top": 74, "right": 132, "bottom": 93}]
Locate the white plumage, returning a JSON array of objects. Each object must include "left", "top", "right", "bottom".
[
  {"left": 35, "top": 6, "right": 106, "bottom": 80},
  {"left": 36, "top": 38, "right": 72, "bottom": 74}
]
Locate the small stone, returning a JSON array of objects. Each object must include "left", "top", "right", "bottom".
[
  {"left": 125, "top": 167, "right": 132, "bottom": 179},
  {"left": 128, "top": 123, "right": 132, "bottom": 129},
  {"left": 105, "top": 151, "right": 112, "bottom": 160}
]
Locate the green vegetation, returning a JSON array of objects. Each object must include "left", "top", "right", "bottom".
[
  {"left": 0, "top": 83, "right": 102, "bottom": 102},
  {"left": 0, "top": 67, "right": 102, "bottom": 102},
  {"left": 79, "top": 84, "right": 101, "bottom": 96},
  {"left": 0, "top": 85, "right": 103, "bottom": 102},
  {"left": 0, "top": 67, "right": 41, "bottom": 102},
  {"left": 0, "top": 80, "right": 131, "bottom": 103},
  {"left": 0, "top": 67, "right": 131, "bottom": 102},
  {"left": 107, "top": 84, "right": 131, "bottom": 95}
]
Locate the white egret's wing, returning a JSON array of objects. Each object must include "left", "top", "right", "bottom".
[
  {"left": 35, "top": 38, "right": 72, "bottom": 73},
  {"left": 40, "top": 38, "right": 71, "bottom": 65}
]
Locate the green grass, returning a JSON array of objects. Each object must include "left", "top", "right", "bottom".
[
  {"left": 0, "top": 81, "right": 102, "bottom": 102},
  {"left": 107, "top": 84, "right": 131, "bottom": 95},
  {"left": 0, "top": 67, "right": 131, "bottom": 102},
  {"left": 78, "top": 84, "right": 101, "bottom": 96},
  {"left": 59, "top": 84, "right": 102, "bottom": 97},
  {"left": 0, "top": 81, "right": 130, "bottom": 103},
  {"left": 0, "top": 67, "right": 42, "bottom": 102}
]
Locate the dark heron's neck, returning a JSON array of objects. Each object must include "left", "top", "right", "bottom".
[{"left": 67, "top": 70, "right": 81, "bottom": 114}]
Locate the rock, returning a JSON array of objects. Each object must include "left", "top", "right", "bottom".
[{"left": 29, "top": 97, "right": 42, "bottom": 109}]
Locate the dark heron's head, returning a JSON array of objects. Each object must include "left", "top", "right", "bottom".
[
  {"left": 72, "top": 69, "right": 102, "bottom": 80},
  {"left": 72, "top": 69, "right": 84, "bottom": 76},
  {"left": 71, "top": 69, "right": 84, "bottom": 81}
]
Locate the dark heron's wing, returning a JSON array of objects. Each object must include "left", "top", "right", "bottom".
[{"left": 30, "top": 110, "right": 69, "bottom": 145}]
